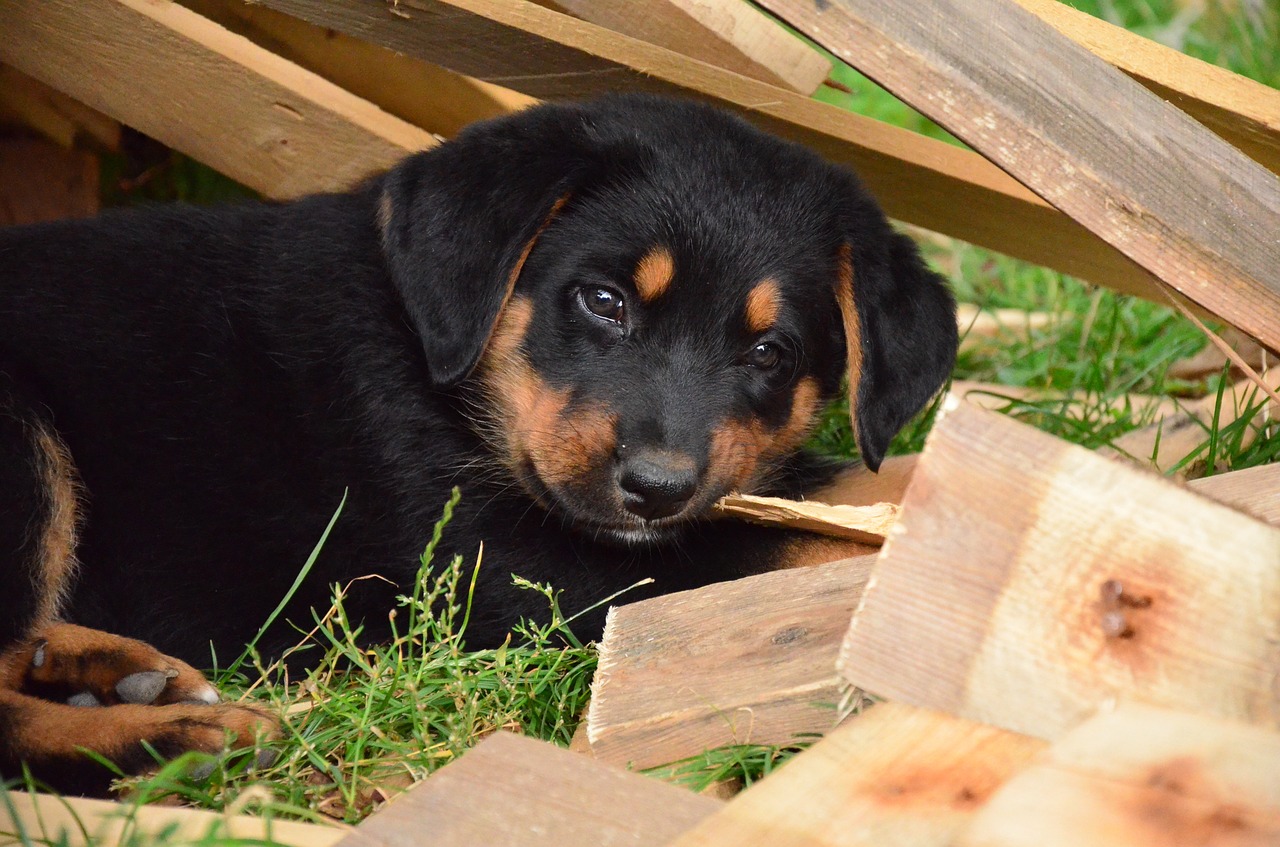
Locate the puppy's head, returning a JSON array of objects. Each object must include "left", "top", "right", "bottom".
[{"left": 379, "top": 95, "right": 956, "bottom": 542}]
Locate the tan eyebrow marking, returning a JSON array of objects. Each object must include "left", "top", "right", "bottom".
[
  {"left": 634, "top": 246, "right": 675, "bottom": 303},
  {"left": 745, "top": 279, "right": 782, "bottom": 333}
]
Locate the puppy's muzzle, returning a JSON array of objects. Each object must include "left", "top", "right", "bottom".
[{"left": 617, "top": 448, "right": 699, "bottom": 521}]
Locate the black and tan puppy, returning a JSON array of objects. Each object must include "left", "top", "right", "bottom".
[{"left": 0, "top": 95, "right": 956, "bottom": 793}]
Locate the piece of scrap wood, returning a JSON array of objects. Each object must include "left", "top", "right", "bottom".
[
  {"left": 586, "top": 555, "right": 876, "bottom": 771},
  {"left": 0, "top": 138, "right": 98, "bottom": 227},
  {"left": 1191, "top": 463, "right": 1280, "bottom": 527},
  {"left": 670, "top": 700, "right": 1045, "bottom": 847},
  {"left": 757, "top": 0, "right": 1280, "bottom": 357},
  {"left": 254, "top": 0, "right": 1170, "bottom": 305},
  {"left": 955, "top": 303, "right": 1053, "bottom": 350},
  {"left": 1102, "top": 369, "right": 1280, "bottom": 473},
  {"left": 0, "top": 0, "right": 435, "bottom": 200},
  {"left": 1167, "top": 327, "right": 1267, "bottom": 381},
  {"left": 956, "top": 702, "right": 1280, "bottom": 846},
  {"left": 806, "top": 454, "right": 918, "bottom": 509},
  {"left": 1010, "top": 0, "right": 1280, "bottom": 176},
  {"left": 0, "top": 65, "right": 121, "bottom": 150},
  {"left": 335, "top": 732, "right": 720, "bottom": 847},
  {"left": 540, "top": 0, "right": 831, "bottom": 94},
  {"left": 184, "top": 0, "right": 535, "bottom": 139},
  {"left": 0, "top": 791, "right": 343, "bottom": 847},
  {"left": 949, "top": 380, "right": 1183, "bottom": 420},
  {"left": 712, "top": 495, "right": 897, "bottom": 545},
  {"left": 839, "top": 398, "right": 1280, "bottom": 741}
]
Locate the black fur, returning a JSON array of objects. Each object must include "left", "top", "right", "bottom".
[{"left": 0, "top": 95, "right": 956, "bottom": 666}]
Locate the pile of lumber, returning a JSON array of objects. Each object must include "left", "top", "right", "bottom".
[{"left": 3, "top": 0, "right": 1280, "bottom": 844}]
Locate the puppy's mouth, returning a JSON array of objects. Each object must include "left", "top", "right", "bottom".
[{"left": 515, "top": 459, "right": 707, "bottom": 546}]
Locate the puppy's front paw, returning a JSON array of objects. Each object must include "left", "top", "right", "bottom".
[{"left": 20, "top": 623, "right": 221, "bottom": 706}]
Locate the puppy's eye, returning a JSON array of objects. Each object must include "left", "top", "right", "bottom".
[
  {"left": 744, "top": 341, "right": 782, "bottom": 370},
  {"left": 579, "top": 286, "right": 626, "bottom": 323}
]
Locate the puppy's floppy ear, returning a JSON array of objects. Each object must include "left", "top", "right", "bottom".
[
  {"left": 378, "top": 106, "right": 598, "bottom": 387},
  {"left": 836, "top": 232, "right": 957, "bottom": 471}
]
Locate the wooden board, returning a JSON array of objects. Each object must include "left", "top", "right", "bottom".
[
  {"left": 253, "top": 0, "right": 1170, "bottom": 305},
  {"left": 759, "top": 0, "right": 1280, "bottom": 356},
  {"left": 539, "top": 0, "right": 831, "bottom": 94},
  {"left": 0, "top": 138, "right": 98, "bottom": 226},
  {"left": 0, "top": 0, "right": 436, "bottom": 200},
  {"left": 1011, "top": 0, "right": 1280, "bottom": 176},
  {"left": 671, "top": 701, "right": 1046, "bottom": 847},
  {"left": 957, "top": 702, "right": 1280, "bottom": 846},
  {"left": 1192, "top": 463, "right": 1280, "bottom": 527},
  {"left": 0, "top": 791, "right": 342, "bottom": 847},
  {"left": 586, "top": 555, "right": 876, "bottom": 771},
  {"left": 0, "top": 65, "right": 120, "bottom": 150},
  {"left": 839, "top": 398, "right": 1280, "bottom": 740},
  {"left": 1103, "top": 369, "right": 1280, "bottom": 473},
  {"left": 182, "top": 0, "right": 535, "bottom": 139},
  {"left": 335, "top": 732, "right": 720, "bottom": 847},
  {"left": 712, "top": 496, "right": 897, "bottom": 544}
]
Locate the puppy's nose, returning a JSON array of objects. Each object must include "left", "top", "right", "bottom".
[{"left": 619, "top": 451, "right": 698, "bottom": 520}]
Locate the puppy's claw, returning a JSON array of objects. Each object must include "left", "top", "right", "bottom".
[
  {"left": 67, "top": 691, "right": 100, "bottom": 707},
  {"left": 116, "top": 670, "right": 170, "bottom": 704}
]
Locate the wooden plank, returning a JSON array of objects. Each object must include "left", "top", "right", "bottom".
[
  {"left": 182, "top": 0, "right": 535, "bottom": 139},
  {"left": 758, "top": 0, "right": 1280, "bottom": 357},
  {"left": 0, "top": 65, "right": 121, "bottom": 150},
  {"left": 0, "top": 0, "right": 436, "bottom": 200},
  {"left": 0, "top": 139, "right": 99, "bottom": 226},
  {"left": 586, "top": 555, "right": 876, "bottom": 771},
  {"left": 336, "top": 732, "right": 720, "bottom": 847},
  {"left": 957, "top": 702, "right": 1280, "bottom": 846},
  {"left": 252, "top": 0, "right": 1170, "bottom": 304},
  {"left": 1191, "top": 463, "right": 1280, "bottom": 527},
  {"left": 539, "top": 0, "right": 831, "bottom": 94},
  {"left": 672, "top": 701, "right": 1045, "bottom": 847},
  {"left": 1011, "top": 0, "right": 1280, "bottom": 176},
  {"left": 712, "top": 496, "right": 897, "bottom": 544},
  {"left": 839, "top": 398, "right": 1280, "bottom": 740},
  {"left": 1103, "top": 369, "right": 1280, "bottom": 473},
  {"left": 0, "top": 791, "right": 343, "bottom": 847}
]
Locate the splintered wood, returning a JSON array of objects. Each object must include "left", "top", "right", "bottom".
[
  {"left": 335, "top": 732, "right": 719, "bottom": 847},
  {"left": 713, "top": 495, "right": 897, "bottom": 544},
  {"left": 671, "top": 702, "right": 1046, "bottom": 847},
  {"left": 840, "top": 399, "right": 1280, "bottom": 740},
  {"left": 587, "top": 555, "right": 876, "bottom": 770},
  {"left": 957, "top": 703, "right": 1280, "bottom": 846},
  {"left": 0, "top": 0, "right": 436, "bottom": 199}
]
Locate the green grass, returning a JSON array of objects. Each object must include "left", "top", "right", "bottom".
[{"left": 5, "top": 1, "right": 1278, "bottom": 841}]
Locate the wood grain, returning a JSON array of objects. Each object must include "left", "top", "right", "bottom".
[
  {"left": 539, "top": 0, "right": 831, "bottom": 93},
  {"left": 0, "top": 65, "right": 121, "bottom": 150},
  {"left": 182, "top": 0, "right": 535, "bottom": 138},
  {"left": 839, "top": 398, "right": 1280, "bottom": 740},
  {"left": 335, "top": 732, "right": 720, "bottom": 847},
  {"left": 252, "top": 0, "right": 1169, "bottom": 304},
  {"left": 587, "top": 555, "right": 876, "bottom": 770},
  {"left": 0, "top": 792, "right": 343, "bottom": 847},
  {"left": 0, "top": 139, "right": 98, "bottom": 227},
  {"left": 712, "top": 495, "right": 897, "bottom": 545},
  {"left": 757, "top": 0, "right": 1280, "bottom": 354},
  {"left": 1012, "top": 0, "right": 1280, "bottom": 175},
  {"left": 0, "top": 0, "right": 435, "bottom": 199},
  {"left": 671, "top": 701, "right": 1046, "bottom": 847},
  {"left": 957, "top": 703, "right": 1280, "bottom": 846},
  {"left": 1192, "top": 463, "right": 1280, "bottom": 527}
]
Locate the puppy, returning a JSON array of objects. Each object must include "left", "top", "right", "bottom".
[{"left": 0, "top": 94, "right": 956, "bottom": 793}]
